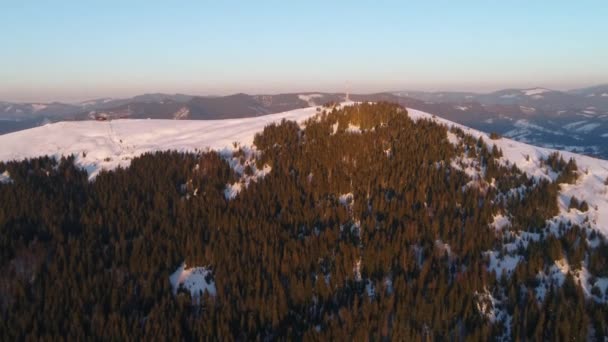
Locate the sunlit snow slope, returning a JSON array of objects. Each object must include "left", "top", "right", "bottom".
[
  {"left": 0, "top": 105, "right": 326, "bottom": 179},
  {"left": 407, "top": 108, "right": 608, "bottom": 238}
]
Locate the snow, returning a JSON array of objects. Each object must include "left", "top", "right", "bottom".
[
  {"left": 485, "top": 251, "right": 521, "bottom": 277},
  {"left": 474, "top": 288, "right": 512, "bottom": 341},
  {"left": 173, "top": 107, "right": 190, "bottom": 119},
  {"left": 576, "top": 113, "right": 595, "bottom": 119},
  {"left": 81, "top": 98, "right": 114, "bottom": 106},
  {"left": 339, "top": 192, "right": 354, "bottom": 206},
  {"left": 406, "top": 107, "right": 608, "bottom": 238},
  {"left": 0, "top": 105, "right": 329, "bottom": 180},
  {"left": 222, "top": 147, "right": 272, "bottom": 200},
  {"left": 514, "top": 119, "right": 563, "bottom": 135},
  {"left": 446, "top": 131, "right": 460, "bottom": 145},
  {"left": 169, "top": 263, "right": 216, "bottom": 300},
  {"left": 2, "top": 102, "right": 608, "bottom": 240},
  {"left": 574, "top": 123, "right": 601, "bottom": 133},
  {"left": 519, "top": 106, "right": 536, "bottom": 114},
  {"left": 31, "top": 104, "right": 48, "bottom": 112},
  {"left": 346, "top": 123, "right": 361, "bottom": 133},
  {"left": 601, "top": 93, "right": 608, "bottom": 97},
  {"left": 601, "top": 133, "right": 608, "bottom": 138},
  {"left": 224, "top": 182, "right": 242, "bottom": 200},
  {"left": 563, "top": 121, "right": 601, "bottom": 133},
  {"left": 0, "top": 170, "right": 12, "bottom": 184},
  {"left": 563, "top": 120, "right": 588, "bottom": 130},
  {"left": 454, "top": 105, "right": 469, "bottom": 111},
  {"left": 331, "top": 121, "right": 339, "bottom": 135},
  {"left": 491, "top": 214, "right": 511, "bottom": 230},
  {"left": 523, "top": 88, "right": 551, "bottom": 96},
  {"left": 298, "top": 94, "right": 323, "bottom": 106},
  {"left": 579, "top": 267, "right": 608, "bottom": 302},
  {"left": 535, "top": 260, "right": 608, "bottom": 304}
]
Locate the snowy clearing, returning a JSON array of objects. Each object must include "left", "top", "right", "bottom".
[{"left": 169, "top": 263, "right": 216, "bottom": 300}]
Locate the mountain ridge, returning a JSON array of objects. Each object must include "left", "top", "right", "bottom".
[
  {"left": 2, "top": 102, "right": 607, "bottom": 339},
  {"left": 3, "top": 87, "right": 608, "bottom": 160}
]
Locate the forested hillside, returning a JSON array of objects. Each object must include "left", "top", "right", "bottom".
[{"left": 1, "top": 103, "right": 606, "bottom": 340}]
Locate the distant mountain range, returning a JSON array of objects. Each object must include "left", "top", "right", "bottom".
[
  {"left": 392, "top": 85, "right": 608, "bottom": 158},
  {"left": 396, "top": 85, "right": 608, "bottom": 111},
  {"left": 2, "top": 84, "right": 608, "bottom": 158}
]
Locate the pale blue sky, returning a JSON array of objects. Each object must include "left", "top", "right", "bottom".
[{"left": 1, "top": 0, "right": 607, "bottom": 102}]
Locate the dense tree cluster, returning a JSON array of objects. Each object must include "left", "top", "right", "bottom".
[{"left": 0, "top": 103, "right": 606, "bottom": 340}]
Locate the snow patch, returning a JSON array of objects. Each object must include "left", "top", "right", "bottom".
[
  {"left": 224, "top": 182, "right": 243, "bottom": 200},
  {"left": 173, "top": 107, "right": 190, "bottom": 119},
  {"left": 574, "top": 123, "right": 600, "bottom": 133},
  {"left": 519, "top": 106, "right": 536, "bottom": 114},
  {"left": 514, "top": 119, "right": 563, "bottom": 135},
  {"left": 298, "top": 94, "right": 323, "bottom": 107},
  {"left": 474, "top": 288, "right": 512, "bottom": 341},
  {"left": 523, "top": 88, "right": 550, "bottom": 96},
  {"left": 31, "top": 104, "right": 48, "bottom": 112},
  {"left": 485, "top": 251, "right": 521, "bottom": 277},
  {"left": 346, "top": 123, "right": 361, "bottom": 133},
  {"left": 491, "top": 214, "right": 511, "bottom": 230},
  {"left": 563, "top": 120, "right": 588, "bottom": 130},
  {"left": 446, "top": 131, "right": 460, "bottom": 146},
  {"left": 169, "top": 263, "right": 216, "bottom": 300},
  {"left": 339, "top": 192, "right": 354, "bottom": 206},
  {"left": 0, "top": 170, "right": 12, "bottom": 184},
  {"left": 222, "top": 147, "right": 272, "bottom": 200}
]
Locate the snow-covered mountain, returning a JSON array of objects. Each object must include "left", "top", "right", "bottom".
[
  {"left": 1, "top": 103, "right": 607, "bottom": 238},
  {"left": 4, "top": 88, "right": 608, "bottom": 160},
  {"left": 392, "top": 89, "right": 608, "bottom": 158},
  {"left": 0, "top": 104, "right": 324, "bottom": 179},
  {"left": 2, "top": 102, "right": 608, "bottom": 338}
]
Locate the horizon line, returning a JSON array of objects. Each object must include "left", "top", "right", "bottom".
[{"left": 2, "top": 82, "right": 607, "bottom": 104}]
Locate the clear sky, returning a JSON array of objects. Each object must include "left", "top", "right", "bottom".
[{"left": 1, "top": 0, "right": 607, "bottom": 102}]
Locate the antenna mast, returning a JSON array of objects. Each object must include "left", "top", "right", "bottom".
[{"left": 345, "top": 81, "right": 350, "bottom": 102}]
